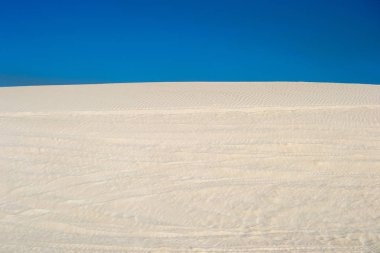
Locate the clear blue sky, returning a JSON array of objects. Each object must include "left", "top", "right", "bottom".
[{"left": 0, "top": 0, "right": 379, "bottom": 86}]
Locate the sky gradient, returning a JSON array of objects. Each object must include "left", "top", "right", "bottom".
[{"left": 0, "top": 0, "right": 379, "bottom": 86}]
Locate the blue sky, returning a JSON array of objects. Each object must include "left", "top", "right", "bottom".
[{"left": 0, "top": 0, "right": 379, "bottom": 86}]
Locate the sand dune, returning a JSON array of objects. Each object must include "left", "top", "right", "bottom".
[{"left": 0, "top": 82, "right": 379, "bottom": 252}]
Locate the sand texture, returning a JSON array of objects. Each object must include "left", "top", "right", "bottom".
[{"left": 0, "top": 82, "right": 379, "bottom": 252}]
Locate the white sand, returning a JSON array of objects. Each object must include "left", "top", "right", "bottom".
[{"left": 0, "top": 82, "right": 379, "bottom": 252}]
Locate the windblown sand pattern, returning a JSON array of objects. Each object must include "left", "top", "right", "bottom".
[{"left": 0, "top": 82, "right": 379, "bottom": 252}]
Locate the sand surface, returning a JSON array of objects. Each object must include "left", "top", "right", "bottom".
[{"left": 0, "top": 82, "right": 379, "bottom": 252}]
